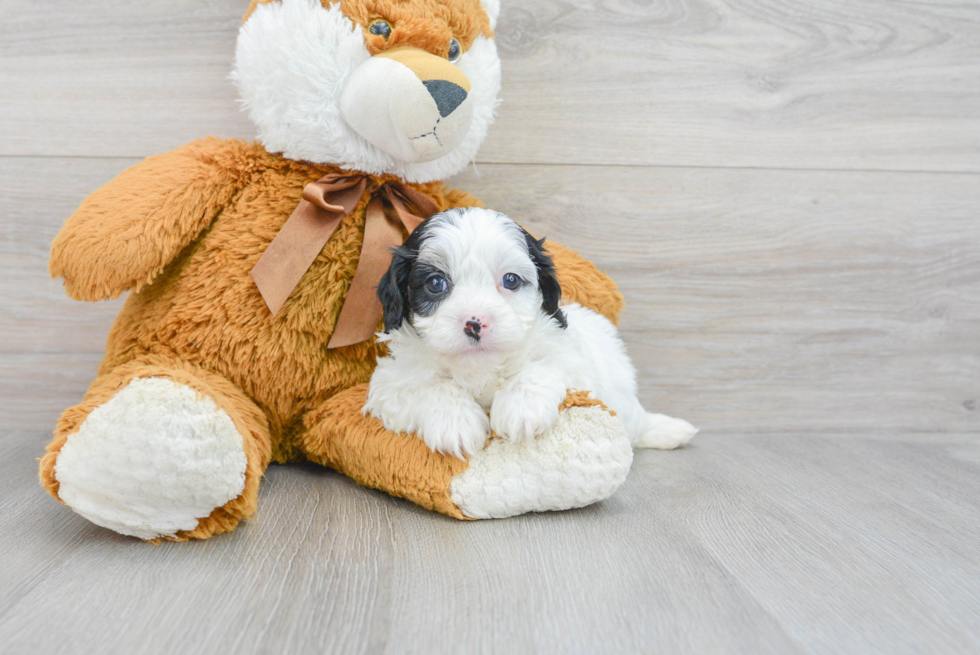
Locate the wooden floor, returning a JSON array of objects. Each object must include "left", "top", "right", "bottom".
[{"left": 1, "top": 1, "right": 979, "bottom": 653}]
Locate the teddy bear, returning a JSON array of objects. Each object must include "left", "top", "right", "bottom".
[{"left": 38, "top": 0, "right": 686, "bottom": 542}]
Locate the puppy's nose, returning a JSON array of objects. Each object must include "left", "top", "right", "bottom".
[{"left": 464, "top": 317, "right": 485, "bottom": 340}]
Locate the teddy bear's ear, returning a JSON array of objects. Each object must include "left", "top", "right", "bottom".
[{"left": 481, "top": 0, "right": 500, "bottom": 31}]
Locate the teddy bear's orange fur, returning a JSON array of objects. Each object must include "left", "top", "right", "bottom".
[
  {"left": 39, "top": 137, "right": 624, "bottom": 539},
  {"left": 245, "top": 0, "right": 494, "bottom": 55}
]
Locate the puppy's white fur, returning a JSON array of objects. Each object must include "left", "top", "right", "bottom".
[{"left": 364, "top": 208, "right": 698, "bottom": 459}]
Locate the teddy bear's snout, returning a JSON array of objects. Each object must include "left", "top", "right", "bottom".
[{"left": 340, "top": 46, "right": 475, "bottom": 164}]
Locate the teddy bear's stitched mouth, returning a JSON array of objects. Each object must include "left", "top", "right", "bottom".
[{"left": 410, "top": 118, "right": 443, "bottom": 147}]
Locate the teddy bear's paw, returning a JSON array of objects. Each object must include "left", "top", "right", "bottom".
[
  {"left": 54, "top": 377, "right": 248, "bottom": 540},
  {"left": 448, "top": 405, "right": 633, "bottom": 519}
]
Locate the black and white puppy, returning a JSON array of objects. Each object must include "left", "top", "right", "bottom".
[{"left": 364, "top": 207, "right": 697, "bottom": 459}]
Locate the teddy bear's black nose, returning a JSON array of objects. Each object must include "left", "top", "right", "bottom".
[{"left": 423, "top": 80, "right": 468, "bottom": 117}]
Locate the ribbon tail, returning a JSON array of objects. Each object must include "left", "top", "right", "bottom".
[
  {"left": 387, "top": 185, "right": 440, "bottom": 233},
  {"left": 251, "top": 199, "right": 345, "bottom": 316},
  {"left": 251, "top": 174, "right": 368, "bottom": 316},
  {"left": 327, "top": 198, "right": 404, "bottom": 348}
]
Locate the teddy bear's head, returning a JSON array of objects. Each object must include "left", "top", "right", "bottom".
[{"left": 234, "top": 0, "right": 501, "bottom": 183}]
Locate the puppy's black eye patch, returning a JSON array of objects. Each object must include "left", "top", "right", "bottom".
[{"left": 409, "top": 262, "right": 452, "bottom": 317}]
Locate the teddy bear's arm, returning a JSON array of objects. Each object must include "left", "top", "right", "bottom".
[
  {"left": 441, "top": 188, "right": 624, "bottom": 324},
  {"left": 299, "top": 384, "right": 633, "bottom": 521},
  {"left": 50, "top": 138, "right": 251, "bottom": 301}
]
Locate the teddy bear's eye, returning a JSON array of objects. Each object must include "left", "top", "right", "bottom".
[
  {"left": 448, "top": 38, "right": 462, "bottom": 63},
  {"left": 369, "top": 20, "right": 392, "bottom": 40}
]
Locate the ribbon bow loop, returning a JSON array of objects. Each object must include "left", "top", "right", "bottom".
[
  {"left": 301, "top": 173, "right": 368, "bottom": 216},
  {"left": 250, "top": 172, "right": 441, "bottom": 349}
]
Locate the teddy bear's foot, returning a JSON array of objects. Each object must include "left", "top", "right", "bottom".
[
  {"left": 41, "top": 357, "right": 272, "bottom": 541},
  {"left": 54, "top": 377, "right": 247, "bottom": 539},
  {"left": 449, "top": 395, "right": 634, "bottom": 519},
  {"left": 301, "top": 386, "right": 632, "bottom": 520}
]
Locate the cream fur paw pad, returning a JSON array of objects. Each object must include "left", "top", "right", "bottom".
[
  {"left": 449, "top": 406, "right": 634, "bottom": 519},
  {"left": 54, "top": 377, "right": 248, "bottom": 540}
]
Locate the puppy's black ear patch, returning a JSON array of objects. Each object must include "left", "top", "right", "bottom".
[
  {"left": 377, "top": 245, "right": 415, "bottom": 333},
  {"left": 376, "top": 214, "right": 440, "bottom": 332},
  {"left": 523, "top": 229, "right": 567, "bottom": 329}
]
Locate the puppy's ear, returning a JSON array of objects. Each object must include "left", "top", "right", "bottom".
[
  {"left": 522, "top": 230, "right": 568, "bottom": 329},
  {"left": 377, "top": 245, "right": 415, "bottom": 333}
]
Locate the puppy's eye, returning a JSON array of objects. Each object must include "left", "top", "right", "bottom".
[
  {"left": 425, "top": 275, "right": 448, "bottom": 295},
  {"left": 501, "top": 273, "right": 523, "bottom": 291},
  {"left": 369, "top": 20, "right": 392, "bottom": 40},
  {"left": 448, "top": 38, "right": 462, "bottom": 62}
]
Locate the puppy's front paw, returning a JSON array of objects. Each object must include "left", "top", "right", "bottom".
[
  {"left": 490, "top": 386, "right": 563, "bottom": 443},
  {"left": 419, "top": 401, "right": 490, "bottom": 460}
]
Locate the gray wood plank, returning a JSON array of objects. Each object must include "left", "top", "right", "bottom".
[
  {"left": 0, "top": 157, "right": 131, "bottom": 354},
  {"left": 4, "top": 432, "right": 980, "bottom": 654},
  {"left": 756, "top": 434, "right": 980, "bottom": 561},
  {"left": 1, "top": 0, "right": 979, "bottom": 171},
  {"left": 0, "top": 436, "right": 106, "bottom": 620},
  {"left": 4, "top": 157, "right": 978, "bottom": 434},
  {"left": 0, "top": 433, "right": 805, "bottom": 655},
  {"left": 645, "top": 434, "right": 980, "bottom": 655},
  {"left": 380, "top": 492, "right": 804, "bottom": 655},
  {"left": 0, "top": 354, "right": 101, "bottom": 432},
  {"left": 457, "top": 164, "right": 980, "bottom": 435},
  {"left": 0, "top": 0, "right": 254, "bottom": 159},
  {"left": 2, "top": 1, "right": 978, "bottom": 654},
  {"left": 0, "top": 458, "right": 396, "bottom": 655}
]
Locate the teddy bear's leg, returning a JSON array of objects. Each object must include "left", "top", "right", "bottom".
[
  {"left": 39, "top": 356, "right": 272, "bottom": 541},
  {"left": 298, "top": 385, "right": 634, "bottom": 519}
]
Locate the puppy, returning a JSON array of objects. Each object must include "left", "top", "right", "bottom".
[{"left": 364, "top": 207, "right": 698, "bottom": 459}]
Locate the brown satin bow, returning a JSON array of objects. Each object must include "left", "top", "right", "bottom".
[{"left": 250, "top": 172, "right": 439, "bottom": 348}]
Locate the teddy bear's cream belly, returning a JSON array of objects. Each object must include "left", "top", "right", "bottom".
[{"left": 100, "top": 180, "right": 383, "bottom": 446}]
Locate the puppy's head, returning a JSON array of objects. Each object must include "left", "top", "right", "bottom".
[{"left": 377, "top": 208, "right": 566, "bottom": 356}]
